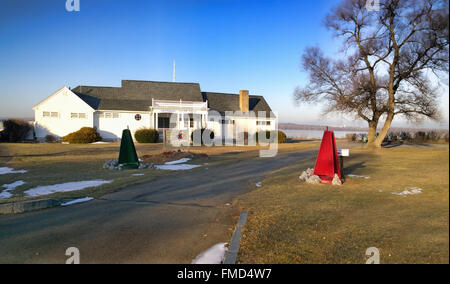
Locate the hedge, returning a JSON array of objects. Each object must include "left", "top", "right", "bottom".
[
  {"left": 62, "top": 127, "right": 102, "bottom": 144},
  {"left": 0, "top": 119, "right": 32, "bottom": 142},
  {"left": 135, "top": 128, "right": 159, "bottom": 143}
]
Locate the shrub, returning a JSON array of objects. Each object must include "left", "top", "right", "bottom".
[
  {"left": 383, "top": 132, "right": 400, "bottom": 143},
  {"left": 346, "top": 133, "right": 357, "bottom": 142},
  {"left": 277, "top": 130, "right": 287, "bottom": 143},
  {"left": 134, "top": 128, "right": 159, "bottom": 143},
  {"left": 412, "top": 131, "right": 427, "bottom": 143},
  {"left": 358, "top": 133, "right": 368, "bottom": 142},
  {"left": 426, "top": 131, "right": 441, "bottom": 142},
  {"left": 0, "top": 119, "right": 32, "bottom": 142},
  {"left": 191, "top": 128, "right": 215, "bottom": 145},
  {"left": 399, "top": 131, "right": 412, "bottom": 142},
  {"left": 45, "top": 134, "right": 58, "bottom": 143},
  {"left": 62, "top": 127, "right": 102, "bottom": 144},
  {"left": 257, "top": 130, "right": 287, "bottom": 144}
]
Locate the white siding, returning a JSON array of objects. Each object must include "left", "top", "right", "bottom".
[
  {"left": 33, "top": 87, "right": 94, "bottom": 139},
  {"left": 94, "top": 112, "right": 151, "bottom": 141},
  {"left": 207, "top": 116, "right": 276, "bottom": 144}
]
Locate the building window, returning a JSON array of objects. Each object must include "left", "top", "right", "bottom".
[
  {"left": 43, "top": 111, "right": 58, "bottom": 118},
  {"left": 135, "top": 114, "right": 142, "bottom": 121},
  {"left": 158, "top": 117, "right": 170, "bottom": 128},
  {"left": 221, "top": 119, "right": 234, "bottom": 125},
  {"left": 71, "top": 113, "right": 87, "bottom": 119},
  {"left": 257, "top": 121, "right": 270, "bottom": 126},
  {"left": 99, "top": 112, "right": 119, "bottom": 119}
]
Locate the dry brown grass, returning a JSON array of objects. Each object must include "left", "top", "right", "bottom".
[{"left": 238, "top": 146, "right": 449, "bottom": 264}]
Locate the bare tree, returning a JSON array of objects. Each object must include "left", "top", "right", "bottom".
[{"left": 295, "top": 0, "right": 449, "bottom": 148}]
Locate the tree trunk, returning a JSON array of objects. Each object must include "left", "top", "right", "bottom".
[
  {"left": 374, "top": 111, "right": 395, "bottom": 147},
  {"left": 365, "top": 120, "right": 379, "bottom": 149}
]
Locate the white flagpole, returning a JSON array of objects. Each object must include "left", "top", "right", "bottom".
[{"left": 173, "top": 60, "right": 176, "bottom": 82}]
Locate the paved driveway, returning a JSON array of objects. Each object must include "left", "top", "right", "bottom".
[{"left": 0, "top": 149, "right": 316, "bottom": 264}]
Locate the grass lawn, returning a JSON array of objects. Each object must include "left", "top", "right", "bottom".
[
  {"left": 0, "top": 141, "right": 316, "bottom": 203},
  {"left": 238, "top": 145, "right": 449, "bottom": 264}
]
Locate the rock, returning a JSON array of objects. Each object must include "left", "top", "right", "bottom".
[
  {"left": 306, "top": 175, "right": 321, "bottom": 184},
  {"left": 332, "top": 174, "right": 342, "bottom": 186},
  {"left": 103, "top": 160, "right": 119, "bottom": 170},
  {"left": 299, "top": 171, "right": 309, "bottom": 181},
  {"left": 138, "top": 163, "right": 150, "bottom": 169},
  {"left": 104, "top": 160, "right": 155, "bottom": 171},
  {"left": 299, "top": 168, "right": 315, "bottom": 181}
]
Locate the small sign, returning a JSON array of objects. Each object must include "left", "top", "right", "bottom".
[
  {"left": 338, "top": 149, "right": 350, "bottom": 157},
  {"left": 0, "top": 122, "right": 4, "bottom": 132}
]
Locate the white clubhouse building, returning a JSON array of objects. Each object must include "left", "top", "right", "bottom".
[{"left": 33, "top": 80, "right": 276, "bottom": 142}]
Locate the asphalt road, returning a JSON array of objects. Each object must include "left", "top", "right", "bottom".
[{"left": 0, "top": 149, "right": 316, "bottom": 264}]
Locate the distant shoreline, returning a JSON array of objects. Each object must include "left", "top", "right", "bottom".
[{"left": 279, "top": 123, "right": 449, "bottom": 132}]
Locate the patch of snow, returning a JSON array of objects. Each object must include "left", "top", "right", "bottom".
[
  {"left": 165, "top": 158, "right": 191, "bottom": 165},
  {"left": 0, "top": 180, "right": 26, "bottom": 200},
  {"left": 2, "top": 180, "right": 25, "bottom": 190},
  {"left": 347, "top": 174, "right": 370, "bottom": 179},
  {"left": 155, "top": 158, "right": 201, "bottom": 171},
  {"left": 192, "top": 243, "right": 228, "bottom": 264},
  {"left": 392, "top": 187, "right": 423, "bottom": 196},
  {"left": 132, "top": 173, "right": 145, "bottom": 176},
  {"left": 155, "top": 164, "right": 200, "bottom": 171},
  {"left": 61, "top": 197, "right": 94, "bottom": 206},
  {"left": 0, "top": 167, "right": 27, "bottom": 175},
  {"left": 24, "top": 180, "right": 113, "bottom": 197},
  {"left": 0, "top": 191, "right": 12, "bottom": 200}
]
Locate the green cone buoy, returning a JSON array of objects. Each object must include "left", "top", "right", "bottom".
[{"left": 118, "top": 129, "right": 139, "bottom": 169}]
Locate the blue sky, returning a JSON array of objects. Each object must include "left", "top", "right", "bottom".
[{"left": 0, "top": 0, "right": 448, "bottom": 127}]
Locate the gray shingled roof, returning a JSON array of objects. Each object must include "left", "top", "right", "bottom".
[
  {"left": 72, "top": 80, "right": 273, "bottom": 115},
  {"left": 202, "top": 92, "right": 273, "bottom": 116},
  {"left": 72, "top": 80, "right": 203, "bottom": 111}
]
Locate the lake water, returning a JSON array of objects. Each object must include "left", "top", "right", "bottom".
[{"left": 281, "top": 129, "right": 367, "bottom": 139}]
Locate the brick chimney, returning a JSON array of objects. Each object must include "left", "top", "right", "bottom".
[{"left": 239, "top": 90, "right": 249, "bottom": 113}]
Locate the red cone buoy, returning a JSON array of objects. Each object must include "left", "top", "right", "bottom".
[{"left": 314, "top": 127, "right": 342, "bottom": 183}]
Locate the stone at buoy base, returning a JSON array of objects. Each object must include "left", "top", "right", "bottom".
[
  {"left": 299, "top": 168, "right": 321, "bottom": 184},
  {"left": 300, "top": 168, "right": 343, "bottom": 186},
  {"left": 332, "top": 174, "right": 342, "bottom": 186},
  {"left": 103, "top": 159, "right": 154, "bottom": 171}
]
